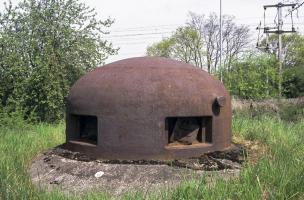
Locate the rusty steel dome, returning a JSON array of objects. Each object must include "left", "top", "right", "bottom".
[{"left": 65, "top": 57, "right": 231, "bottom": 160}]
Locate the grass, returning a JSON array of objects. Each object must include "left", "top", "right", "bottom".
[{"left": 0, "top": 115, "right": 303, "bottom": 199}]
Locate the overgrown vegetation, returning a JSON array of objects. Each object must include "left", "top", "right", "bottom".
[
  {"left": 0, "top": 107, "right": 303, "bottom": 199},
  {"left": 0, "top": 0, "right": 117, "bottom": 122},
  {"left": 223, "top": 53, "right": 278, "bottom": 99},
  {"left": 283, "top": 66, "right": 304, "bottom": 98}
]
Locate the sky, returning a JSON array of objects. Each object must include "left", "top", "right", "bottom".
[{"left": 0, "top": 0, "right": 303, "bottom": 63}]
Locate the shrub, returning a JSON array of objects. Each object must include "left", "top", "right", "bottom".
[{"left": 283, "top": 66, "right": 304, "bottom": 98}]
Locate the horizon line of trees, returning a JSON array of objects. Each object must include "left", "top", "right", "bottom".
[
  {"left": 146, "top": 12, "right": 304, "bottom": 100},
  {"left": 147, "top": 12, "right": 251, "bottom": 74}
]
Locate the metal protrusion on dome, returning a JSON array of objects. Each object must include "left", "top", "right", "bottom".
[{"left": 216, "top": 96, "right": 226, "bottom": 107}]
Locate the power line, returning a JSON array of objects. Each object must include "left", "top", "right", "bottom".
[
  {"left": 105, "top": 23, "right": 304, "bottom": 48},
  {"left": 105, "top": 23, "right": 304, "bottom": 45},
  {"left": 104, "top": 31, "right": 173, "bottom": 39},
  {"left": 285, "top": 1, "right": 304, "bottom": 17},
  {"left": 104, "top": 15, "right": 304, "bottom": 38},
  {"left": 104, "top": 22, "right": 304, "bottom": 45},
  {"left": 108, "top": 15, "right": 304, "bottom": 33},
  {"left": 257, "top": 2, "right": 297, "bottom": 98},
  {"left": 108, "top": 36, "right": 171, "bottom": 42},
  {"left": 110, "top": 24, "right": 183, "bottom": 33}
]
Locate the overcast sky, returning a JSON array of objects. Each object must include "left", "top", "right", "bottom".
[{"left": 1, "top": 0, "right": 303, "bottom": 63}]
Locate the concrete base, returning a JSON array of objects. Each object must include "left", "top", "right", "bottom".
[{"left": 29, "top": 147, "right": 243, "bottom": 197}]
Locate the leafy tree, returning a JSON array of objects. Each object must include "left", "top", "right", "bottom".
[
  {"left": 146, "top": 38, "right": 174, "bottom": 58},
  {"left": 260, "top": 33, "right": 304, "bottom": 67},
  {"left": 171, "top": 26, "right": 204, "bottom": 68},
  {"left": 283, "top": 34, "right": 304, "bottom": 67},
  {"left": 283, "top": 66, "right": 304, "bottom": 98},
  {"left": 259, "top": 33, "right": 304, "bottom": 98},
  {"left": 147, "top": 26, "right": 205, "bottom": 69},
  {"left": 0, "top": 0, "right": 117, "bottom": 122},
  {"left": 223, "top": 53, "right": 279, "bottom": 99}
]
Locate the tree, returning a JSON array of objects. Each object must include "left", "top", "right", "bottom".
[
  {"left": 259, "top": 33, "right": 304, "bottom": 98},
  {"left": 146, "top": 12, "right": 251, "bottom": 73},
  {"left": 283, "top": 34, "right": 304, "bottom": 67},
  {"left": 283, "top": 66, "right": 304, "bottom": 98},
  {"left": 188, "top": 12, "right": 218, "bottom": 72},
  {"left": 260, "top": 33, "right": 304, "bottom": 67},
  {"left": 188, "top": 12, "right": 251, "bottom": 72},
  {"left": 0, "top": 0, "right": 117, "bottom": 122},
  {"left": 171, "top": 26, "right": 205, "bottom": 68},
  {"left": 223, "top": 53, "right": 279, "bottom": 99},
  {"left": 146, "top": 38, "right": 174, "bottom": 58},
  {"left": 147, "top": 26, "right": 205, "bottom": 69}
]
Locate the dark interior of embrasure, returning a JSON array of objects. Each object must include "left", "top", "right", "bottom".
[
  {"left": 70, "top": 115, "right": 98, "bottom": 145},
  {"left": 166, "top": 116, "right": 212, "bottom": 146}
]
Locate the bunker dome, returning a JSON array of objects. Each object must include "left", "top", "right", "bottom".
[{"left": 65, "top": 57, "right": 231, "bottom": 160}]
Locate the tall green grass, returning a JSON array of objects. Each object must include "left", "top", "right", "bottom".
[
  {"left": 147, "top": 117, "right": 304, "bottom": 200},
  {"left": 0, "top": 116, "right": 303, "bottom": 199},
  {"left": 122, "top": 117, "right": 304, "bottom": 200}
]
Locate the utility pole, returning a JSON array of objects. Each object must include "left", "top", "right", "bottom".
[
  {"left": 219, "top": 0, "right": 223, "bottom": 82},
  {"left": 257, "top": 2, "right": 296, "bottom": 98},
  {"left": 278, "top": 4, "right": 283, "bottom": 98}
]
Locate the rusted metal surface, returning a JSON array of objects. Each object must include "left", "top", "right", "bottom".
[{"left": 65, "top": 57, "right": 232, "bottom": 160}]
